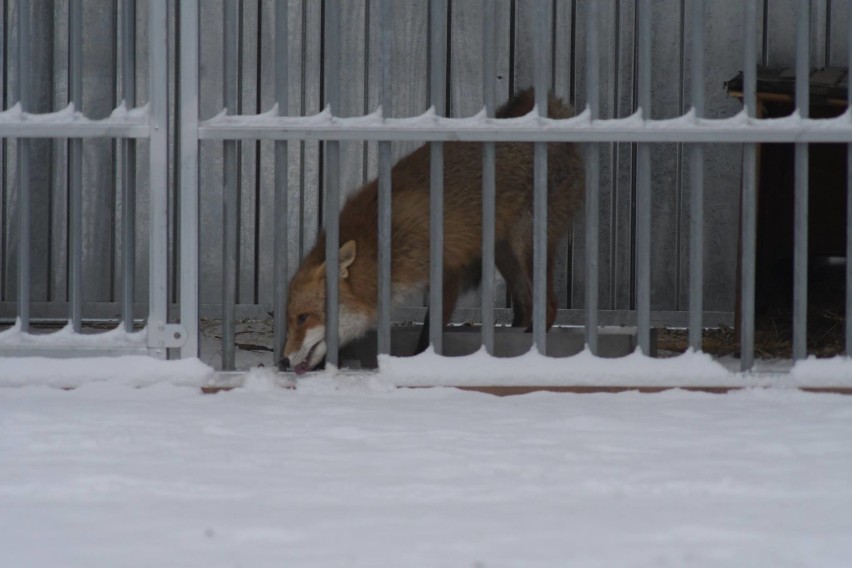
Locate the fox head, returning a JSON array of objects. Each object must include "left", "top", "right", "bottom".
[{"left": 283, "top": 240, "right": 373, "bottom": 374}]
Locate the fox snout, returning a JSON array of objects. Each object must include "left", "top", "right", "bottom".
[{"left": 284, "top": 325, "right": 328, "bottom": 374}]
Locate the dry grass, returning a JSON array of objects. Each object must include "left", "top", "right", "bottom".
[{"left": 657, "top": 307, "right": 847, "bottom": 359}]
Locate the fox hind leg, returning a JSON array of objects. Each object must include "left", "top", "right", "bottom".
[{"left": 496, "top": 239, "right": 532, "bottom": 328}]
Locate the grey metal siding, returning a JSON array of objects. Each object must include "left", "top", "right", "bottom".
[{"left": 2, "top": 0, "right": 848, "bottom": 325}]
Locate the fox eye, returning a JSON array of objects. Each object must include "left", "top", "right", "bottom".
[{"left": 297, "top": 313, "right": 308, "bottom": 325}]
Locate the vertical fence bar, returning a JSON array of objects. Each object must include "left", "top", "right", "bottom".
[
  {"left": 636, "top": 0, "right": 652, "bottom": 354},
  {"left": 429, "top": 0, "right": 446, "bottom": 354},
  {"left": 847, "top": 0, "right": 852, "bottom": 356},
  {"left": 222, "top": 0, "right": 239, "bottom": 370},
  {"left": 0, "top": 0, "right": 5, "bottom": 303},
  {"left": 532, "top": 0, "right": 549, "bottom": 352},
  {"left": 273, "top": 0, "right": 289, "bottom": 364},
  {"left": 324, "top": 0, "right": 341, "bottom": 368},
  {"left": 148, "top": 0, "right": 169, "bottom": 358},
  {"left": 584, "top": 0, "right": 600, "bottom": 355},
  {"left": 179, "top": 0, "right": 200, "bottom": 358},
  {"left": 69, "top": 0, "right": 83, "bottom": 332},
  {"left": 377, "top": 0, "right": 393, "bottom": 356},
  {"left": 481, "top": 0, "right": 496, "bottom": 355},
  {"left": 688, "top": 0, "right": 705, "bottom": 351},
  {"left": 740, "top": 0, "right": 758, "bottom": 371},
  {"left": 793, "top": 0, "right": 810, "bottom": 361},
  {"left": 15, "top": 0, "right": 30, "bottom": 331},
  {"left": 122, "top": 0, "right": 137, "bottom": 332}
]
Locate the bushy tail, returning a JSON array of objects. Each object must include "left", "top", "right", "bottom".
[{"left": 495, "top": 88, "right": 575, "bottom": 120}]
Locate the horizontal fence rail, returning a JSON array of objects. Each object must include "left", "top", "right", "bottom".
[
  {"left": 0, "top": 107, "right": 150, "bottom": 138},
  {"left": 196, "top": 112, "right": 852, "bottom": 143}
]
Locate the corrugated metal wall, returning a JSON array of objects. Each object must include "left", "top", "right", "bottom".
[{"left": 1, "top": 0, "right": 848, "bottom": 323}]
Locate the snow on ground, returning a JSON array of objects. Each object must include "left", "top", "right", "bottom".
[{"left": 2, "top": 376, "right": 852, "bottom": 567}]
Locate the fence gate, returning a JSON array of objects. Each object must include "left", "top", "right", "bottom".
[
  {"left": 0, "top": 0, "right": 183, "bottom": 358},
  {"left": 177, "top": 0, "right": 852, "bottom": 372}
]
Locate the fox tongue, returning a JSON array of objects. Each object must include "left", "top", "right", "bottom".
[{"left": 294, "top": 361, "right": 310, "bottom": 375}]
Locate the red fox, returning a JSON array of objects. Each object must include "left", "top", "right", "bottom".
[{"left": 283, "top": 89, "right": 584, "bottom": 373}]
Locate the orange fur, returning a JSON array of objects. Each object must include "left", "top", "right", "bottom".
[{"left": 284, "top": 89, "right": 584, "bottom": 371}]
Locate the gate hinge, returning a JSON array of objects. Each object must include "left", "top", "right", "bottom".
[{"left": 148, "top": 323, "right": 188, "bottom": 349}]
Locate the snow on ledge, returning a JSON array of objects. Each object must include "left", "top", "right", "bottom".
[
  {"left": 2, "top": 344, "right": 851, "bottom": 391},
  {"left": 0, "top": 356, "right": 214, "bottom": 389},
  {"left": 200, "top": 105, "right": 852, "bottom": 133},
  {"left": 790, "top": 356, "right": 852, "bottom": 383},
  {"left": 0, "top": 102, "right": 149, "bottom": 124},
  {"left": 0, "top": 319, "right": 147, "bottom": 347},
  {"left": 377, "top": 348, "right": 852, "bottom": 388}
]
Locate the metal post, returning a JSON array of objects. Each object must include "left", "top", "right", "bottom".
[
  {"left": 532, "top": 0, "right": 550, "bottom": 353},
  {"left": 69, "top": 0, "right": 83, "bottom": 333},
  {"left": 179, "top": 0, "right": 199, "bottom": 358},
  {"left": 16, "top": 0, "right": 30, "bottom": 331},
  {"left": 0, "top": 0, "right": 4, "bottom": 307},
  {"left": 636, "top": 0, "right": 652, "bottom": 354},
  {"left": 429, "top": 0, "right": 446, "bottom": 354},
  {"left": 740, "top": 0, "right": 758, "bottom": 371},
  {"left": 149, "top": 0, "right": 169, "bottom": 358},
  {"left": 584, "top": 0, "right": 600, "bottom": 355},
  {"left": 847, "top": 0, "right": 852, "bottom": 356},
  {"left": 481, "top": 0, "right": 496, "bottom": 355},
  {"left": 793, "top": 0, "right": 810, "bottom": 361},
  {"left": 122, "top": 0, "right": 137, "bottom": 333},
  {"left": 377, "top": 0, "right": 393, "bottom": 356},
  {"left": 324, "top": 0, "right": 341, "bottom": 368},
  {"left": 273, "top": 0, "right": 289, "bottom": 364},
  {"left": 688, "top": 0, "right": 705, "bottom": 351},
  {"left": 222, "top": 0, "right": 239, "bottom": 370}
]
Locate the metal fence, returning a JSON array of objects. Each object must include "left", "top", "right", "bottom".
[
  {"left": 2, "top": 0, "right": 852, "bottom": 373},
  {"left": 0, "top": 0, "right": 185, "bottom": 358},
  {"left": 184, "top": 0, "right": 852, "bottom": 371}
]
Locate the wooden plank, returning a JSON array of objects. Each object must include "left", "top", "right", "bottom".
[
  {"left": 363, "top": 0, "right": 379, "bottom": 185},
  {"left": 513, "top": 0, "right": 534, "bottom": 91},
  {"left": 449, "top": 0, "right": 512, "bottom": 312},
  {"left": 284, "top": 0, "right": 306, "bottom": 274},
  {"left": 389, "top": 0, "right": 428, "bottom": 162},
  {"left": 764, "top": 0, "right": 797, "bottom": 67},
  {"left": 570, "top": 0, "right": 619, "bottom": 311},
  {"left": 555, "top": 0, "right": 577, "bottom": 310},
  {"left": 812, "top": 0, "right": 828, "bottom": 68},
  {"left": 254, "top": 0, "right": 277, "bottom": 311},
  {"left": 338, "top": 0, "right": 368, "bottom": 201},
  {"left": 449, "top": 0, "right": 493, "bottom": 117},
  {"left": 238, "top": 0, "right": 261, "bottom": 304},
  {"left": 610, "top": 0, "right": 635, "bottom": 311},
  {"left": 197, "top": 0, "right": 225, "bottom": 304},
  {"left": 648, "top": 0, "right": 682, "bottom": 312},
  {"left": 80, "top": 0, "right": 118, "bottom": 304},
  {"left": 130, "top": 0, "right": 149, "bottom": 306},
  {"left": 554, "top": 0, "right": 575, "bottom": 310},
  {"left": 49, "top": 1, "right": 69, "bottom": 304},
  {"left": 0, "top": 0, "right": 6, "bottom": 302},
  {"left": 828, "top": 0, "right": 850, "bottom": 66},
  {"left": 300, "top": 0, "right": 322, "bottom": 259},
  {"left": 2, "top": 0, "right": 17, "bottom": 302},
  {"left": 692, "top": 0, "right": 752, "bottom": 314},
  {"left": 4, "top": 1, "right": 56, "bottom": 303}
]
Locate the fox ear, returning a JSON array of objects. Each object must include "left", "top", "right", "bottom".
[{"left": 339, "top": 240, "right": 357, "bottom": 279}]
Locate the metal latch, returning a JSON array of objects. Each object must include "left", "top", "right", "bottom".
[{"left": 148, "top": 323, "right": 189, "bottom": 349}]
